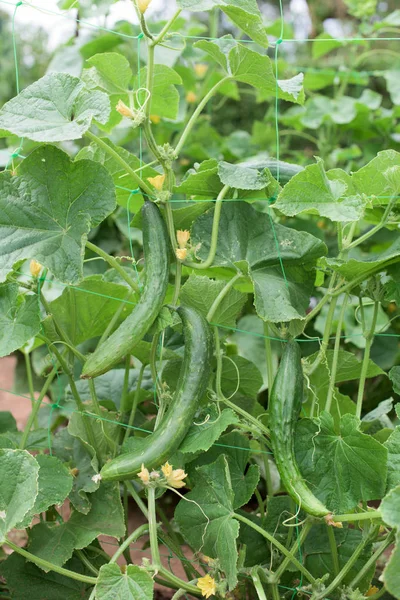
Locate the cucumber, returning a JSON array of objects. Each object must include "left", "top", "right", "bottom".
[
  {"left": 239, "top": 158, "right": 304, "bottom": 184},
  {"left": 100, "top": 306, "right": 213, "bottom": 481},
  {"left": 81, "top": 201, "right": 170, "bottom": 379},
  {"left": 269, "top": 341, "right": 330, "bottom": 517}
]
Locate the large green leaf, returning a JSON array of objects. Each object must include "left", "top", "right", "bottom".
[
  {"left": 220, "top": 355, "right": 263, "bottom": 399},
  {"left": 18, "top": 455, "right": 73, "bottom": 528},
  {"left": 95, "top": 564, "right": 154, "bottom": 600},
  {"left": 0, "top": 145, "right": 115, "bottom": 284},
  {"left": 175, "top": 159, "right": 221, "bottom": 197},
  {"left": 274, "top": 159, "right": 365, "bottom": 222},
  {"left": 295, "top": 412, "right": 387, "bottom": 513},
  {"left": 44, "top": 275, "right": 136, "bottom": 346},
  {"left": 177, "top": 0, "right": 269, "bottom": 48},
  {"left": 385, "top": 427, "right": 400, "bottom": 492},
  {"left": 175, "top": 455, "right": 240, "bottom": 589},
  {"left": 191, "top": 202, "right": 327, "bottom": 322},
  {"left": 0, "top": 449, "right": 39, "bottom": 543},
  {"left": 0, "top": 284, "right": 40, "bottom": 357},
  {"left": 195, "top": 38, "right": 304, "bottom": 104},
  {"left": 180, "top": 274, "right": 247, "bottom": 328},
  {"left": 0, "top": 73, "right": 110, "bottom": 142},
  {"left": 27, "top": 483, "right": 125, "bottom": 569},
  {"left": 351, "top": 149, "right": 400, "bottom": 200},
  {"left": 134, "top": 65, "right": 182, "bottom": 120},
  {"left": 178, "top": 405, "right": 239, "bottom": 455}
]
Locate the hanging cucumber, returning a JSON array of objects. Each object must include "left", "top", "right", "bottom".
[
  {"left": 269, "top": 341, "right": 330, "bottom": 518},
  {"left": 100, "top": 306, "right": 213, "bottom": 481},
  {"left": 81, "top": 201, "right": 170, "bottom": 379},
  {"left": 240, "top": 158, "right": 304, "bottom": 184}
]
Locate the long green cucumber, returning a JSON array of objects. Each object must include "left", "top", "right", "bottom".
[
  {"left": 240, "top": 158, "right": 304, "bottom": 184},
  {"left": 81, "top": 201, "right": 169, "bottom": 379},
  {"left": 100, "top": 306, "right": 213, "bottom": 481},
  {"left": 269, "top": 341, "right": 330, "bottom": 517}
]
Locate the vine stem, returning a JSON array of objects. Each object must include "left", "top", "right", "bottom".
[
  {"left": 349, "top": 530, "right": 395, "bottom": 590},
  {"left": 356, "top": 299, "right": 379, "bottom": 419},
  {"left": 264, "top": 322, "right": 275, "bottom": 391},
  {"left": 5, "top": 539, "right": 97, "bottom": 585},
  {"left": 85, "top": 241, "right": 140, "bottom": 293},
  {"left": 97, "top": 289, "right": 135, "bottom": 347},
  {"left": 150, "top": 9, "right": 182, "bottom": 47},
  {"left": 19, "top": 365, "right": 57, "bottom": 449},
  {"left": 24, "top": 352, "right": 37, "bottom": 426},
  {"left": 85, "top": 130, "right": 153, "bottom": 197},
  {"left": 346, "top": 192, "right": 398, "bottom": 251},
  {"left": 109, "top": 523, "right": 149, "bottom": 564},
  {"left": 331, "top": 510, "right": 382, "bottom": 523},
  {"left": 184, "top": 184, "right": 230, "bottom": 270},
  {"left": 206, "top": 272, "right": 243, "bottom": 322},
  {"left": 175, "top": 78, "right": 231, "bottom": 155},
  {"left": 125, "top": 480, "right": 149, "bottom": 518},
  {"left": 251, "top": 568, "right": 268, "bottom": 600},
  {"left": 271, "top": 520, "right": 313, "bottom": 583},
  {"left": 313, "top": 527, "right": 379, "bottom": 600},
  {"left": 233, "top": 513, "right": 316, "bottom": 585},
  {"left": 325, "top": 294, "right": 348, "bottom": 413},
  {"left": 214, "top": 326, "right": 270, "bottom": 439},
  {"left": 326, "top": 523, "right": 340, "bottom": 577},
  {"left": 148, "top": 487, "right": 161, "bottom": 569},
  {"left": 123, "top": 363, "right": 146, "bottom": 444}
]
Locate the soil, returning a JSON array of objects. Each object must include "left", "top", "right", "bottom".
[{"left": 0, "top": 356, "right": 195, "bottom": 600}]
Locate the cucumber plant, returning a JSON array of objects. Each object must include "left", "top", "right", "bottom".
[{"left": 0, "top": 1, "right": 400, "bottom": 599}]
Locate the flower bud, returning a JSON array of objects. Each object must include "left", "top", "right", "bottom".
[
  {"left": 175, "top": 248, "right": 188, "bottom": 261},
  {"left": 115, "top": 100, "right": 135, "bottom": 119},
  {"left": 147, "top": 174, "right": 165, "bottom": 191},
  {"left": 186, "top": 91, "right": 197, "bottom": 104},
  {"left": 30, "top": 260, "right": 42, "bottom": 277},
  {"left": 138, "top": 464, "right": 150, "bottom": 485},
  {"left": 177, "top": 229, "right": 190, "bottom": 249},
  {"left": 137, "top": 0, "right": 152, "bottom": 13},
  {"left": 194, "top": 64, "right": 208, "bottom": 78},
  {"left": 150, "top": 114, "right": 161, "bottom": 124}
]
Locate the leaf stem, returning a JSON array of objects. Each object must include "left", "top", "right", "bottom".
[
  {"left": 19, "top": 365, "right": 57, "bottom": 449},
  {"left": 125, "top": 480, "right": 148, "bottom": 518},
  {"left": 75, "top": 549, "right": 99, "bottom": 576},
  {"left": 175, "top": 78, "right": 231, "bottom": 155},
  {"left": 264, "top": 322, "right": 275, "bottom": 391},
  {"left": 109, "top": 523, "right": 149, "bottom": 564},
  {"left": 184, "top": 184, "right": 230, "bottom": 270},
  {"left": 331, "top": 509, "right": 382, "bottom": 523},
  {"left": 85, "top": 130, "right": 153, "bottom": 197},
  {"left": 251, "top": 568, "right": 268, "bottom": 600},
  {"left": 349, "top": 530, "right": 395, "bottom": 590},
  {"left": 5, "top": 539, "right": 97, "bottom": 585},
  {"left": 85, "top": 241, "right": 140, "bottom": 293},
  {"left": 326, "top": 523, "right": 340, "bottom": 577},
  {"left": 97, "top": 289, "right": 135, "bottom": 347},
  {"left": 271, "top": 520, "right": 313, "bottom": 583},
  {"left": 206, "top": 272, "right": 243, "bottom": 322},
  {"left": 346, "top": 193, "right": 398, "bottom": 251},
  {"left": 148, "top": 486, "right": 161, "bottom": 569},
  {"left": 150, "top": 9, "right": 182, "bottom": 47},
  {"left": 325, "top": 294, "right": 348, "bottom": 414},
  {"left": 233, "top": 513, "right": 316, "bottom": 584},
  {"left": 24, "top": 351, "right": 38, "bottom": 428},
  {"left": 123, "top": 363, "right": 146, "bottom": 444},
  {"left": 356, "top": 299, "right": 379, "bottom": 419},
  {"left": 120, "top": 354, "right": 131, "bottom": 416}
]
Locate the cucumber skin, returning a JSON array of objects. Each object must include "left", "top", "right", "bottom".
[
  {"left": 100, "top": 306, "right": 213, "bottom": 481},
  {"left": 81, "top": 201, "right": 170, "bottom": 379},
  {"left": 263, "top": 160, "right": 303, "bottom": 184},
  {"left": 269, "top": 341, "right": 330, "bottom": 517}
]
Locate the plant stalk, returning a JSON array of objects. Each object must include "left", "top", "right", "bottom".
[
  {"left": 85, "top": 241, "right": 140, "bottom": 293},
  {"left": 356, "top": 299, "right": 379, "bottom": 419}
]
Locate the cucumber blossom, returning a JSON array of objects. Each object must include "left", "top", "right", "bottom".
[
  {"left": 81, "top": 201, "right": 170, "bottom": 379},
  {"left": 269, "top": 341, "right": 330, "bottom": 518},
  {"left": 100, "top": 305, "right": 213, "bottom": 481}
]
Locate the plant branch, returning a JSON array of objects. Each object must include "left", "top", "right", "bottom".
[
  {"left": 325, "top": 294, "right": 348, "bottom": 413},
  {"left": 19, "top": 365, "right": 58, "bottom": 449},
  {"left": 356, "top": 299, "right": 379, "bottom": 419},
  {"left": 206, "top": 272, "right": 243, "bottom": 322},
  {"left": 150, "top": 9, "right": 182, "bottom": 47},
  {"left": 85, "top": 241, "right": 140, "bottom": 293},
  {"left": 109, "top": 523, "right": 149, "bottom": 564}
]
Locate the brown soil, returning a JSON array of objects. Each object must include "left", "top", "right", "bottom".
[{"left": 0, "top": 356, "right": 196, "bottom": 599}]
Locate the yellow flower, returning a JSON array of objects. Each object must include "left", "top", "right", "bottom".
[
  {"left": 195, "top": 64, "right": 208, "bottom": 78},
  {"left": 175, "top": 248, "right": 188, "bottom": 261},
  {"left": 366, "top": 586, "right": 379, "bottom": 597},
  {"left": 197, "top": 574, "right": 216, "bottom": 598},
  {"left": 147, "top": 174, "right": 165, "bottom": 191},
  {"left": 161, "top": 462, "right": 187, "bottom": 488},
  {"left": 138, "top": 464, "right": 150, "bottom": 485},
  {"left": 177, "top": 230, "right": 190, "bottom": 249},
  {"left": 137, "top": 0, "right": 152, "bottom": 13},
  {"left": 186, "top": 91, "right": 197, "bottom": 104},
  {"left": 115, "top": 100, "right": 135, "bottom": 119},
  {"left": 30, "top": 260, "right": 42, "bottom": 277},
  {"left": 150, "top": 114, "right": 161, "bottom": 124}
]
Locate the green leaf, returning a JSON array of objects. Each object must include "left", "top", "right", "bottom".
[
  {"left": 86, "top": 52, "right": 132, "bottom": 94},
  {"left": 53, "top": 428, "right": 100, "bottom": 514},
  {"left": 0, "top": 284, "right": 40, "bottom": 358},
  {"left": 0, "top": 145, "right": 116, "bottom": 284},
  {"left": 135, "top": 65, "right": 182, "bottom": 120},
  {"left": 179, "top": 405, "right": 239, "bottom": 454},
  {"left": 382, "top": 532, "right": 400, "bottom": 600},
  {"left": 351, "top": 150, "right": 400, "bottom": 200},
  {"left": 95, "top": 564, "right": 154, "bottom": 600},
  {"left": 68, "top": 407, "right": 119, "bottom": 464},
  {"left": 390, "top": 366, "right": 400, "bottom": 394},
  {"left": 218, "top": 161, "right": 271, "bottom": 190},
  {"left": 28, "top": 483, "right": 125, "bottom": 569},
  {"left": 385, "top": 427, "right": 400, "bottom": 492},
  {"left": 0, "top": 412, "right": 17, "bottom": 434},
  {"left": 0, "top": 73, "right": 110, "bottom": 142},
  {"left": 295, "top": 412, "right": 387, "bottom": 513},
  {"left": 175, "top": 455, "right": 239, "bottom": 589},
  {"left": 17, "top": 455, "right": 73, "bottom": 528},
  {"left": 220, "top": 355, "right": 263, "bottom": 399},
  {"left": 180, "top": 274, "right": 247, "bottom": 328},
  {"left": 175, "top": 159, "right": 221, "bottom": 197},
  {"left": 191, "top": 202, "right": 327, "bottom": 322},
  {"left": 177, "top": 0, "right": 269, "bottom": 48},
  {"left": 381, "top": 484, "right": 400, "bottom": 528},
  {"left": 76, "top": 139, "right": 158, "bottom": 209},
  {"left": 0, "top": 449, "right": 39, "bottom": 543},
  {"left": 44, "top": 276, "right": 136, "bottom": 346},
  {"left": 274, "top": 158, "right": 364, "bottom": 222},
  {"left": 312, "top": 33, "right": 344, "bottom": 59},
  {"left": 384, "top": 70, "right": 400, "bottom": 105},
  {"left": 0, "top": 552, "right": 93, "bottom": 600}
]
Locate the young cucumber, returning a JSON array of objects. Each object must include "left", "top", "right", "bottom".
[
  {"left": 81, "top": 201, "right": 170, "bottom": 379},
  {"left": 100, "top": 305, "right": 213, "bottom": 481},
  {"left": 269, "top": 341, "right": 330, "bottom": 517}
]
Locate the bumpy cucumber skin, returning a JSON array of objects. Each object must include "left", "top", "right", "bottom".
[
  {"left": 100, "top": 306, "right": 213, "bottom": 481},
  {"left": 269, "top": 341, "right": 330, "bottom": 517},
  {"left": 81, "top": 201, "right": 170, "bottom": 379},
  {"left": 266, "top": 160, "right": 303, "bottom": 183}
]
